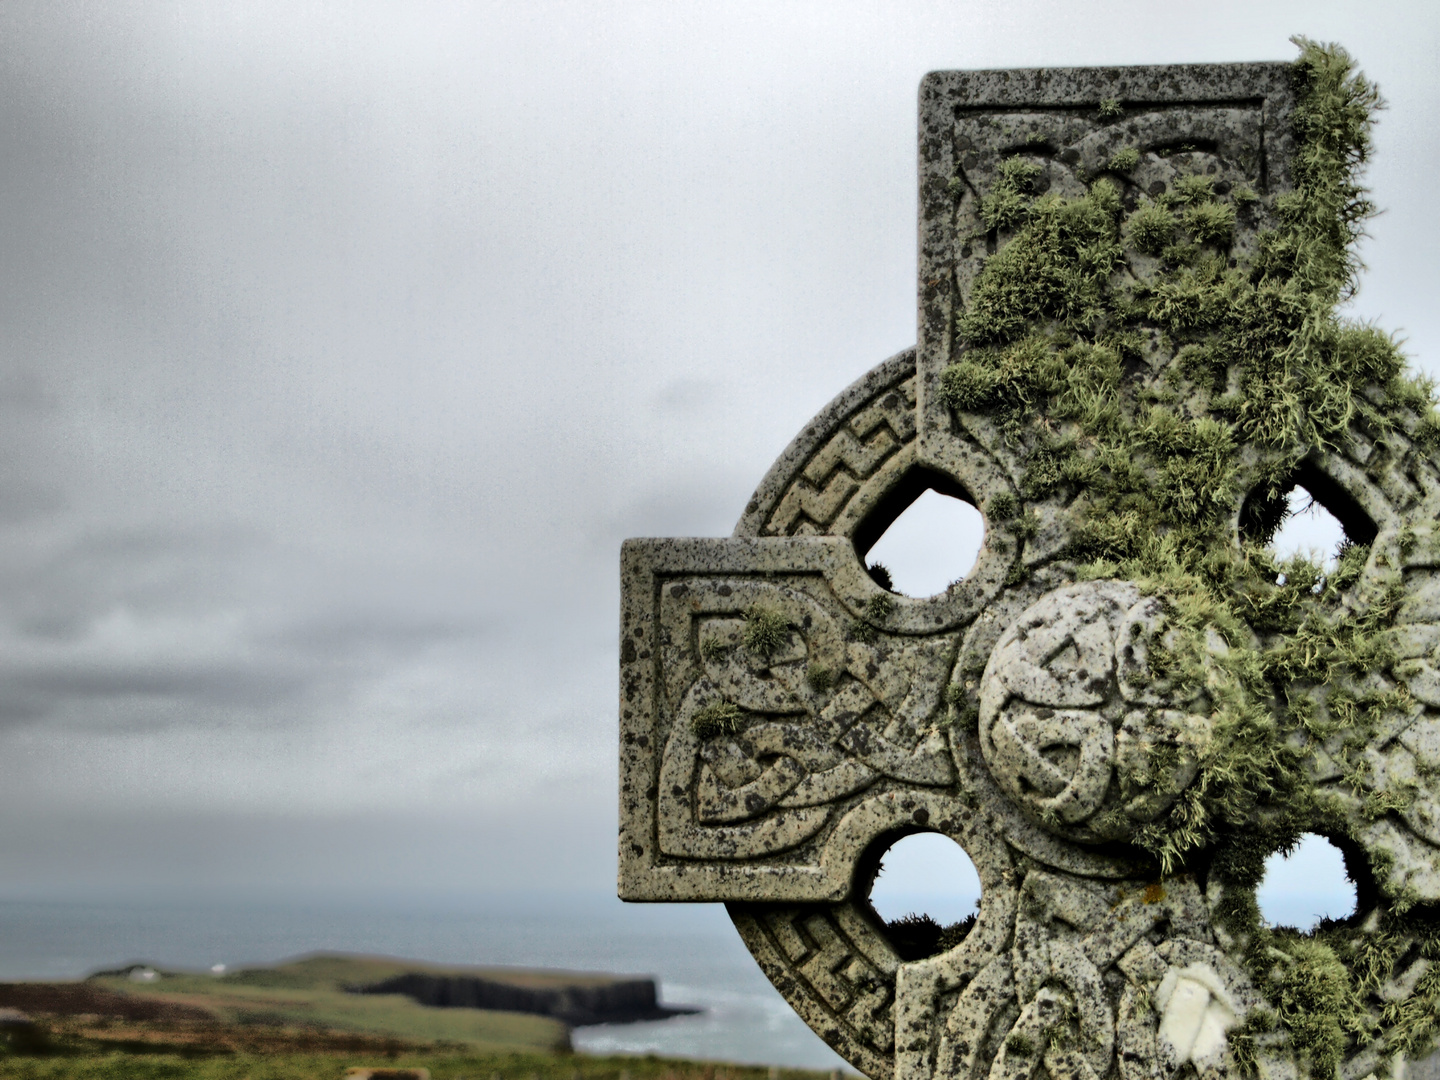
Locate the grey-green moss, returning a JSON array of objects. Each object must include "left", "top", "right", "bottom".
[
  {"left": 1005, "top": 1033, "right": 1036, "bottom": 1058},
  {"left": 866, "top": 561, "right": 894, "bottom": 591},
  {"left": 846, "top": 619, "right": 879, "bottom": 644},
  {"left": 863, "top": 594, "right": 894, "bottom": 623},
  {"left": 987, "top": 491, "right": 1018, "bottom": 520},
  {"left": 937, "top": 38, "right": 1440, "bottom": 1076}
]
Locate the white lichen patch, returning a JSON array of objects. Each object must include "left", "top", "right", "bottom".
[{"left": 1156, "top": 962, "right": 1240, "bottom": 1067}]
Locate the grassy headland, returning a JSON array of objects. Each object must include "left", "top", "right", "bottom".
[{"left": 0, "top": 955, "right": 843, "bottom": 1080}]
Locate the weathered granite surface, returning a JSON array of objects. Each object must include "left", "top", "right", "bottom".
[{"left": 620, "top": 56, "right": 1440, "bottom": 1080}]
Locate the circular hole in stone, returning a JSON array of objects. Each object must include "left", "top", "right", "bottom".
[
  {"left": 866, "top": 832, "right": 981, "bottom": 960},
  {"left": 1257, "top": 833, "right": 1357, "bottom": 930},
  {"left": 1269, "top": 487, "right": 1348, "bottom": 569},
  {"left": 1238, "top": 461, "right": 1377, "bottom": 570},
  {"left": 862, "top": 490, "right": 985, "bottom": 598}
]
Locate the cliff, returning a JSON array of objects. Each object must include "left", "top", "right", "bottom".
[{"left": 350, "top": 972, "right": 698, "bottom": 1026}]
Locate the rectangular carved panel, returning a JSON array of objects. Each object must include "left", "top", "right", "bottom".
[{"left": 618, "top": 537, "right": 961, "bottom": 901}]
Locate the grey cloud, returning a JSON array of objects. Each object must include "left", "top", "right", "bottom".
[
  {"left": 0, "top": 805, "right": 617, "bottom": 905},
  {"left": 0, "top": 649, "right": 319, "bottom": 729},
  {"left": 0, "top": 483, "right": 66, "bottom": 525},
  {"left": 651, "top": 377, "right": 720, "bottom": 413},
  {"left": 0, "top": 520, "right": 489, "bottom": 733},
  {"left": 3, "top": 527, "right": 271, "bottom": 637},
  {"left": 0, "top": 369, "right": 50, "bottom": 412},
  {"left": 0, "top": 0, "right": 1435, "bottom": 901},
  {"left": 10, "top": 664, "right": 309, "bottom": 707},
  {"left": 0, "top": 697, "right": 51, "bottom": 725},
  {"left": 594, "top": 471, "right": 758, "bottom": 552},
  {"left": 261, "top": 613, "right": 482, "bottom": 658}
]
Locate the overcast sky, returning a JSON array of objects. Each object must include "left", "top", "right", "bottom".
[{"left": 0, "top": 1, "right": 1436, "bottom": 905}]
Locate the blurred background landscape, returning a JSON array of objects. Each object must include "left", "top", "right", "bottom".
[{"left": 0, "top": 0, "right": 1426, "bottom": 1069}]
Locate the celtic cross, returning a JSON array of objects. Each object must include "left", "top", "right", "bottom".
[{"left": 619, "top": 47, "right": 1440, "bottom": 1080}]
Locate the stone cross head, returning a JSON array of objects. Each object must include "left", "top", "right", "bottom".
[{"left": 619, "top": 46, "right": 1440, "bottom": 1080}]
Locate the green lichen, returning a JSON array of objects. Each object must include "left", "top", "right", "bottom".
[
  {"left": 1126, "top": 201, "right": 1176, "bottom": 255},
  {"left": 1184, "top": 200, "right": 1236, "bottom": 245},
  {"left": 1169, "top": 174, "right": 1217, "bottom": 206},
  {"left": 1415, "top": 410, "right": 1440, "bottom": 449},
  {"left": 1274, "top": 936, "right": 1355, "bottom": 1076},
  {"left": 987, "top": 491, "right": 1018, "bottom": 520},
  {"left": 938, "top": 38, "right": 1440, "bottom": 1075},
  {"left": 959, "top": 179, "right": 1124, "bottom": 345},
  {"left": 939, "top": 358, "right": 1002, "bottom": 412},
  {"left": 864, "top": 594, "right": 894, "bottom": 623},
  {"left": 741, "top": 604, "right": 789, "bottom": 659},
  {"left": 805, "top": 664, "right": 834, "bottom": 692},
  {"left": 699, "top": 636, "right": 730, "bottom": 663},
  {"left": 979, "top": 156, "right": 1044, "bottom": 231},
  {"left": 1228, "top": 1009, "right": 1278, "bottom": 1077},
  {"left": 1160, "top": 240, "right": 1200, "bottom": 268},
  {"left": 1107, "top": 147, "right": 1140, "bottom": 172},
  {"left": 691, "top": 701, "right": 743, "bottom": 740}
]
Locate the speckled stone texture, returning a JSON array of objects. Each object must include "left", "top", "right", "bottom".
[{"left": 618, "top": 60, "right": 1437, "bottom": 1080}]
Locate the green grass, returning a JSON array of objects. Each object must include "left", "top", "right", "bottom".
[
  {"left": 95, "top": 979, "right": 568, "bottom": 1052},
  {"left": 0, "top": 1049, "right": 843, "bottom": 1080},
  {"left": 85, "top": 956, "right": 579, "bottom": 1053}
]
